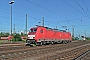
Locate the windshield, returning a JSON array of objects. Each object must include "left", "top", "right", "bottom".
[{"left": 30, "top": 29, "right": 37, "bottom": 32}]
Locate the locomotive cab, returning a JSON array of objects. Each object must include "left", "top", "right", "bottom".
[
  {"left": 26, "top": 28, "right": 37, "bottom": 45},
  {"left": 26, "top": 26, "right": 46, "bottom": 46},
  {"left": 28, "top": 28, "right": 37, "bottom": 38}
]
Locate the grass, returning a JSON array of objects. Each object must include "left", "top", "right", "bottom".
[
  {"left": 0, "top": 40, "right": 10, "bottom": 44},
  {"left": 0, "top": 40, "right": 26, "bottom": 44}
]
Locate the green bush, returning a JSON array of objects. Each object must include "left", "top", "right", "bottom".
[
  {"left": 12, "top": 34, "right": 22, "bottom": 42},
  {"left": 72, "top": 38, "right": 75, "bottom": 40},
  {"left": 86, "top": 38, "right": 90, "bottom": 40}
]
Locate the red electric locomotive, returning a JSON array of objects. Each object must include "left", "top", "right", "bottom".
[{"left": 26, "top": 26, "right": 72, "bottom": 46}]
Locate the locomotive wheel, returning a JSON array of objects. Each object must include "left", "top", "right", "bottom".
[
  {"left": 62, "top": 41, "right": 65, "bottom": 44},
  {"left": 39, "top": 42, "right": 43, "bottom": 46},
  {"left": 51, "top": 41, "right": 54, "bottom": 45},
  {"left": 63, "top": 41, "right": 67, "bottom": 44},
  {"left": 43, "top": 41, "right": 46, "bottom": 45}
]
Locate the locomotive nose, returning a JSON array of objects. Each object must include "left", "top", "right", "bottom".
[{"left": 28, "top": 35, "right": 35, "bottom": 39}]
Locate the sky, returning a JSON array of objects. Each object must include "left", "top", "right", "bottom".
[{"left": 0, "top": 0, "right": 90, "bottom": 37}]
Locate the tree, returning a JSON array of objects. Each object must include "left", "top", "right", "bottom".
[
  {"left": 4, "top": 33, "right": 10, "bottom": 37},
  {"left": 12, "top": 34, "right": 22, "bottom": 41},
  {"left": 0, "top": 32, "right": 10, "bottom": 37},
  {"left": 0, "top": 32, "right": 4, "bottom": 36}
]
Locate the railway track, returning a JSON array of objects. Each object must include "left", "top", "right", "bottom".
[
  {"left": 0, "top": 40, "right": 88, "bottom": 52},
  {"left": 74, "top": 50, "right": 90, "bottom": 60},
  {"left": 0, "top": 40, "right": 90, "bottom": 60},
  {"left": 0, "top": 43, "right": 25, "bottom": 47},
  {"left": 39, "top": 44, "right": 90, "bottom": 60},
  {"left": 0, "top": 40, "right": 88, "bottom": 53}
]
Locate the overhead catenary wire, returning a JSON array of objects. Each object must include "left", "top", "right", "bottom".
[
  {"left": 82, "top": 0, "right": 89, "bottom": 13},
  {"left": 25, "top": 0, "right": 88, "bottom": 27},
  {"left": 0, "top": 0, "right": 90, "bottom": 35},
  {"left": 63, "top": 0, "right": 87, "bottom": 17},
  {"left": 75, "top": 0, "right": 86, "bottom": 14},
  {"left": 0, "top": 3, "right": 43, "bottom": 22},
  {"left": 0, "top": 1, "right": 65, "bottom": 24},
  {"left": 2, "top": 0, "right": 56, "bottom": 23},
  {"left": 43, "top": 0, "right": 89, "bottom": 26},
  {"left": 15, "top": 2, "right": 62, "bottom": 22},
  {"left": 81, "top": 0, "right": 90, "bottom": 19},
  {"left": 43, "top": 0, "right": 89, "bottom": 29},
  {"left": 26, "top": 0, "right": 70, "bottom": 20},
  {"left": 62, "top": 0, "right": 89, "bottom": 29},
  {"left": 44, "top": 0, "right": 74, "bottom": 18},
  {"left": 15, "top": 0, "right": 90, "bottom": 25},
  {"left": 0, "top": 0, "right": 89, "bottom": 25},
  {"left": 75, "top": 0, "right": 90, "bottom": 19},
  {"left": 0, "top": 0, "right": 73, "bottom": 25}
]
